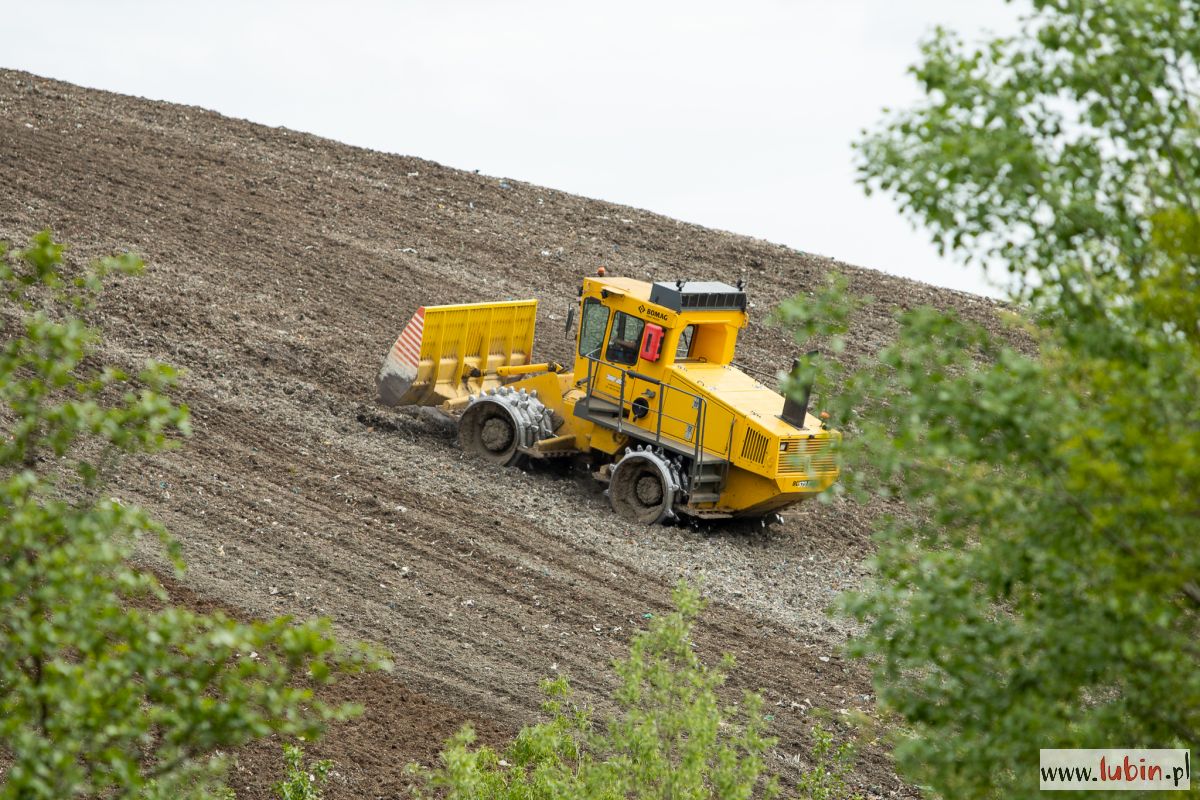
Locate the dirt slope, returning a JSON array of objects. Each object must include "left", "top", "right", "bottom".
[{"left": 1, "top": 69, "right": 1002, "bottom": 798}]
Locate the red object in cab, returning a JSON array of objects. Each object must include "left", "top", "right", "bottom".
[{"left": 640, "top": 323, "right": 665, "bottom": 362}]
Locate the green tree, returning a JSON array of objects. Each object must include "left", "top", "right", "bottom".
[
  {"left": 0, "top": 231, "right": 381, "bottom": 799},
  {"left": 409, "top": 581, "right": 780, "bottom": 800},
  {"left": 779, "top": 2, "right": 1200, "bottom": 797}
]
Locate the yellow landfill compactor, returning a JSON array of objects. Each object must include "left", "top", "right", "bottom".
[{"left": 378, "top": 275, "right": 839, "bottom": 524}]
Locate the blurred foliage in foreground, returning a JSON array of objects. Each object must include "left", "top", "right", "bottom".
[
  {"left": 0, "top": 232, "right": 385, "bottom": 799},
  {"left": 779, "top": 2, "right": 1200, "bottom": 797}
]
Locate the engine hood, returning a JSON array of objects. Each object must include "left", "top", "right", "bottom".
[{"left": 667, "top": 362, "right": 824, "bottom": 436}]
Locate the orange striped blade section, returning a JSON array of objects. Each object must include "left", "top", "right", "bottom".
[{"left": 392, "top": 307, "right": 425, "bottom": 375}]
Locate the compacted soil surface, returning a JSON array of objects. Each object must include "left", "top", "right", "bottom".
[{"left": 1, "top": 69, "right": 1005, "bottom": 798}]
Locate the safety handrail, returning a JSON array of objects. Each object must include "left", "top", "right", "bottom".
[{"left": 580, "top": 355, "right": 734, "bottom": 489}]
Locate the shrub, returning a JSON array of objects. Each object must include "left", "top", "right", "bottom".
[{"left": 408, "top": 581, "right": 781, "bottom": 800}]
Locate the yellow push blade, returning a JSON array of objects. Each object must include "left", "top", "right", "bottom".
[{"left": 377, "top": 299, "right": 538, "bottom": 407}]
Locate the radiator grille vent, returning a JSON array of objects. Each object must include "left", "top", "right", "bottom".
[
  {"left": 778, "top": 437, "right": 836, "bottom": 475},
  {"left": 741, "top": 429, "right": 769, "bottom": 464}
]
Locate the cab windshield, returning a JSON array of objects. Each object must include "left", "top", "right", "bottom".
[{"left": 578, "top": 298, "right": 609, "bottom": 359}]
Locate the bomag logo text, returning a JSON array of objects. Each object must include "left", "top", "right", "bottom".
[{"left": 638, "top": 304, "right": 670, "bottom": 321}]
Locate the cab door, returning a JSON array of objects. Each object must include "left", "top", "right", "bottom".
[{"left": 587, "top": 309, "right": 644, "bottom": 417}]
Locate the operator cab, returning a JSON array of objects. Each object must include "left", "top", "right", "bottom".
[
  {"left": 572, "top": 277, "right": 749, "bottom": 447},
  {"left": 575, "top": 278, "right": 747, "bottom": 373}
]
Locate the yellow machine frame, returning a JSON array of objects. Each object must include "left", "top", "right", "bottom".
[{"left": 377, "top": 275, "right": 839, "bottom": 520}]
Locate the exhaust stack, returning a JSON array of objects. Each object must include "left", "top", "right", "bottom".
[{"left": 780, "top": 351, "right": 819, "bottom": 429}]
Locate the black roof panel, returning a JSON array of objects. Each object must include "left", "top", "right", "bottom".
[{"left": 649, "top": 280, "right": 747, "bottom": 313}]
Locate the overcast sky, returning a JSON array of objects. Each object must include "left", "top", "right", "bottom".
[{"left": 5, "top": 1, "right": 1024, "bottom": 297}]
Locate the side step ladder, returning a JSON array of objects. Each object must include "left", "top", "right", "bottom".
[{"left": 686, "top": 459, "right": 729, "bottom": 505}]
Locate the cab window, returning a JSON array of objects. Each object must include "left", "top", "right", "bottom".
[
  {"left": 578, "top": 298, "right": 610, "bottom": 359},
  {"left": 675, "top": 324, "right": 695, "bottom": 359},
  {"left": 605, "top": 311, "right": 645, "bottom": 366}
]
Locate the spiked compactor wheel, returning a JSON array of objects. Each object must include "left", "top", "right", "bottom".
[
  {"left": 459, "top": 400, "right": 522, "bottom": 466},
  {"left": 458, "top": 388, "right": 555, "bottom": 467},
  {"left": 608, "top": 448, "right": 680, "bottom": 524}
]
